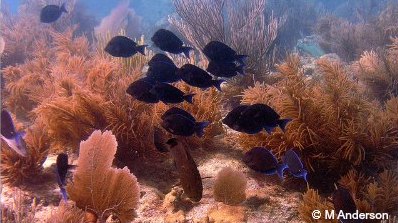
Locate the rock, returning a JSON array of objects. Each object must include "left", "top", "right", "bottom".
[
  {"left": 164, "top": 210, "right": 186, "bottom": 223},
  {"left": 207, "top": 203, "right": 247, "bottom": 223}
]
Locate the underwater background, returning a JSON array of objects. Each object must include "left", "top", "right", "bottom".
[{"left": 0, "top": 0, "right": 397, "bottom": 222}]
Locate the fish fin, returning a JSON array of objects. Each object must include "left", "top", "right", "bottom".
[
  {"left": 276, "top": 164, "right": 288, "bottom": 180},
  {"left": 195, "top": 121, "right": 210, "bottom": 137},
  {"left": 60, "top": 187, "right": 68, "bottom": 201},
  {"left": 264, "top": 126, "right": 275, "bottom": 135},
  {"left": 184, "top": 94, "right": 195, "bottom": 104},
  {"left": 236, "top": 64, "right": 245, "bottom": 75},
  {"left": 212, "top": 79, "right": 225, "bottom": 91},
  {"left": 14, "top": 133, "right": 28, "bottom": 157},
  {"left": 67, "top": 164, "right": 77, "bottom": 171},
  {"left": 60, "top": 3, "right": 68, "bottom": 13},
  {"left": 136, "top": 45, "right": 148, "bottom": 55},
  {"left": 236, "top": 55, "right": 248, "bottom": 65},
  {"left": 182, "top": 46, "right": 193, "bottom": 58},
  {"left": 278, "top": 119, "right": 292, "bottom": 132},
  {"left": 18, "top": 131, "right": 26, "bottom": 138}
]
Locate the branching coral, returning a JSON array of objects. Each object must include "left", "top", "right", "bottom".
[
  {"left": 1, "top": 120, "right": 50, "bottom": 186},
  {"left": 67, "top": 130, "right": 140, "bottom": 223},
  {"left": 315, "top": 4, "right": 398, "bottom": 61},
  {"left": 298, "top": 189, "right": 335, "bottom": 223},
  {"left": 46, "top": 203, "right": 84, "bottom": 223},
  {"left": 170, "top": 0, "right": 284, "bottom": 74},
  {"left": 236, "top": 54, "right": 398, "bottom": 191},
  {"left": 353, "top": 38, "right": 398, "bottom": 102}
]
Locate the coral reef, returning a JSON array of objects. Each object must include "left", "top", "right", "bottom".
[
  {"left": 45, "top": 203, "right": 84, "bottom": 223},
  {"left": 1, "top": 189, "right": 37, "bottom": 223},
  {"left": 66, "top": 130, "right": 140, "bottom": 223},
  {"left": 236, "top": 54, "right": 398, "bottom": 191},
  {"left": 213, "top": 167, "right": 247, "bottom": 205},
  {"left": 315, "top": 4, "right": 398, "bottom": 61},
  {"left": 1, "top": 121, "right": 50, "bottom": 186},
  {"left": 353, "top": 38, "right": 398, "bottom": 102}
]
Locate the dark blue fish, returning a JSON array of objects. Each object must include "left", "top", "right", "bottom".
[
  {"left": 126, "top": 78, "right": 159, "bottom": 103},
  {"left": 148, "top": 53, "right": 175, "bottom": 66},
  {"left": 105, "top": 36, "right": 147, "bottom": 58},
  {"left": 150, "top": 82, "right": 194, "bottom": 104},
  {"left": 1, "top": 110, "right": 27, "bottom": 157},
  {"left": 203, "top": 41, "right": 248, "bottom": 64},
  {"left": 332, "top": 186, "right": 358, "bottom": 223},
  {"left": 40, "top": 3, "right": 67, "bottom": 23},
  {"left": 146, "top": 54, "right": 179, "bottom": 83},
  {"left": 239, "top": 104, "right": 291, "bottom": 134},
  {"left": 151, "top": 29, "right": 193, "bottom": 58},
  {"left": 222, "top": 105, "right": 249, "bottom": 131},
  {"left": 56, "top": 153, "right": 76, "bottom": 201},
  {"left": 153, "top": 127, "right": 169, "bottom": 153},
  {"left": 177, "top": 64, "right": 224, "bottom": 91},
  {"left": 161, "top": 107, "right": 210, "bottom": 137},
  {"left": 206, "top": 61, "right": 245, "bottom": 78},
  {"left": 243, "top": 147, "right": 287, "bottom": 179},
  {"left": 223, "top": 104, "right": 291, "bottom": 134},
  {"left": 161, "top": 107, "right": 195, "bottom": 122},
  {"left": 282, "top": 149, "right": 307, "bottom": 182}
]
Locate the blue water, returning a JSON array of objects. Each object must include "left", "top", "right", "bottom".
[{"left": 2, "top": 0, "right": 173, "bottom": 24}]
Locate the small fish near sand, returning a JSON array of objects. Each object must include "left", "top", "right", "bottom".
[
  {"left": 161, "top": 107, "right": 210, "bottom": 137},
  {"left": 222, "top": 103, "right": 291, "bottom": 134},
  {"left": 203, "top": 41, "right": 248, "bottom": 65},
  {"left": 150, "top": 82, "right": 194, "bottom": 104},
  {"left": 146, "top": 54, "right": 180, "bottom": 83},
  {"left": 243, "top": 147, "right": 287, "bottom": 179},
  {"left": 1, "top": 110, "right": 28, "bottom": 157},
  {"left": 105, "top": 36, "right": 147, "bottom": 58},
  {"left": 177, "top": 64, "right": 225, "bottom": 91},
  {"left": 40, "top": 3, "right": 68, "bottom": 23},
  {"left": 56, "top": 153, "right": 76, "bottom": 201},
  {"left": 282, "top": 149, "right": 308, "bottom": 182},
  {"left": 151, "top": 29, "right": 193, "bottom": 58},
  {"left": 166, "top": 138, "right": 203, "bottom": 202},
  {"left": 206, "top": 61, "right": 245, "bottom": 78},
  {"left": 126, "top": 78, "right": 159, "bottom": 103}
]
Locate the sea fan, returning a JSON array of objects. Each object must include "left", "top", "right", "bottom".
[{"left": 67, "top": 130, "right": 140, "bottom": 223}]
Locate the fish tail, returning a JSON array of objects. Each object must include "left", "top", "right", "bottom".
[
  {"left": 236, "top": 64, "right": 245, "bottom": 75},
  {"left": 183, "top": 94, "right": 195, "bottom": 104},
  {"left": 195, "top": 121, "right": 211, "bottom": 137},
  {"left": 136, "top": 45, "right": 148, "bottom": 55},
  {"left": 278, "top": 119, "right": 292, "bottom": 132},
  {"left": 182, "top": 46, "right": 193, "bottom": 58},
  {"left": 60, "top": 187, "right": 68, "bottom": 201},
  {"left": 15, "top": 132, "right": 28, "bottom": 157},
  {"left": 277, "top": 163, "right": 288, "bottom": 180},
  {"left": 264, "top": 126, "right": 275, "bottom": 135},
  {"left": 212, "top": 79, "right": 225, "bottom": 91},
  {"left": 236, "top": 55, "right": 248, "bottom": 65},
  {"left": 61, "top": 3, "right": 68, "bottom": 13}
]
